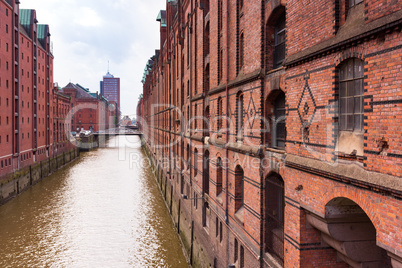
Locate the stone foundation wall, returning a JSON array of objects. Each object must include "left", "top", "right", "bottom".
[{"left": 0, "top": 149, "right": 80, "bottom": 205}]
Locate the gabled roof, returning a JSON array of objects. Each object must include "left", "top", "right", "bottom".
[
  {"left": 76, "top": 83, "right": 90, "bottom": 92},
  {"left": 61, "top": 83, "right": 95, "bottom": 99},
  {"left": 37, "top": 24, "right": 50, "bottom": 49},
  {"left": 20, "top": 9, "right": 36, "bottom": 38}
]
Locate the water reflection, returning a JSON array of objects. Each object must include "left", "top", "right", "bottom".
[{"left": 0, "top": 136, "right": 187, "bottom": 267}]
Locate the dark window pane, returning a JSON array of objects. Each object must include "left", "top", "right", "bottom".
[
  {"left": 354, "top": 97, "right": 361, "bottom": 113},
  {"left": 354, "top": 60, "right": 363, "bottom": 77},
  {"left": 340, "top": 65, "right": 346, "bottom": 80},
  {"left": 347, "top": 81, "right": 355, "bottom": 96},
  {"left": 355, "top": 79, "right": 363, "bottom": 95},
  {"left": 340, "top": 82, "right": 347, "bottom": 97},
  {"left": 347, "top": 98, "right": 354, "bottom": 114},
  {"left": 340, "top": 98, "right": 347, "bottom": 115},
  {"left": 340, "top": 115, "right": 347, "bottom": 130},
  {"left": 276, "top": 31, "right": 286, "bottom": 45},
  {"left": 354, "top": 114, "right": 361, "bottom": 131},
  {"left": 347, "top": 115, "right": 354, "bottom": 131},
  {"left": 347, "top": 60, "right": 354, "bottom": 79}
]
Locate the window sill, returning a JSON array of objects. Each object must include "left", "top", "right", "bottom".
[
  {"left": 266, "top": 66, "right": 285, "bottom": 75},
  {"left": 235, "top": 206, "right": 245, "bottom": 225},
  {"left": 266, "top": 147, "right": 285, "bottom": 154},
  {"left": 216, "top": 193, "right": 223, "bottom": 205}
]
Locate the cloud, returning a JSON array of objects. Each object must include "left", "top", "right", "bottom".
[
  {"left": 73, "top": 7, "right": 102, "bottom": 27},
  {"left": 20, "top": 0, "right": 165, "bottom": 116}
]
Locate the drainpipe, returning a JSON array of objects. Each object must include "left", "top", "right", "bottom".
[{"left": 225, "top": 0, "right": 230, "bottom": 267}]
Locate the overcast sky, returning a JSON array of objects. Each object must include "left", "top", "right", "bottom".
[{"left": 20, "top": 0, "right": 165, "bottom": 117}]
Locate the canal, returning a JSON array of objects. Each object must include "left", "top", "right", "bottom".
[{"left": 0, "top": 136, "right": 188, "bottom": 267}]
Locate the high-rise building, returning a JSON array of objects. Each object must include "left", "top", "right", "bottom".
[{"left": 100, "top": 72, "right": 120, "bottom": 115}]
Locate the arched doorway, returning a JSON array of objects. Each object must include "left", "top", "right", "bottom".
[{"left": 307, "top": 197, "right": 392, "bottom": 267}]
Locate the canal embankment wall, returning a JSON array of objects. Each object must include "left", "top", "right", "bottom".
[
  {"left": 143, "top": 141, "right": 210, "bottom": 268},
  {"left": 0, "top": 149, "right": 80, "bottom": 205}
]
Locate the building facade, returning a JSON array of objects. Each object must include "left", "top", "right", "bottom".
[
  {"left": 61, "top": 83, "right": 114, "bottom": 132},
  {"left": 100, "top": 71, "right": 120, "bottom": 117},
  {"left": 139, "top": 0, "right": 402, "bottom": 267},
  {"left": 0, "top": 0, "right": 56, "bottom": 175}
]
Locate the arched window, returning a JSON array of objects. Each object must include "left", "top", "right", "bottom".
[
  {"left": 239, "top": 32, "right": 244, "bottom": 70},
  {"left": 265, "top": 174, "right": 284, "bottom": 265},
  {"left": 339, "top": 58, "right": 364, "bottom": 132},
  {"left": 274, "top": 12, "right": 286, "bottom": 69},
  {"left": 236, "top": 92, "right": 244, "bottom": 139},
  {"left": 216, "top": 157, "right": 223, "bottom": 196},
  {"left": 234, "top": 165, "right": 244, "bottom": 212},
  {"left": 273, "top": 91, "right": 286, "bottom": 148}
]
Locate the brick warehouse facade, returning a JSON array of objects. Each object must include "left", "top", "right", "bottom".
[
  {"left": 0, "top": 0, "right": 117, "bottom": 179},
  {"left": 0, "top": 0, "right": 58, "bottom": 174},
  {"left": 139, "top": 0, "right": 402, "bottom": 267}
]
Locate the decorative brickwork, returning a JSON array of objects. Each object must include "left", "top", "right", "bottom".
[{"left": 139, "top": 0, "right": 402, "bottom": 267}]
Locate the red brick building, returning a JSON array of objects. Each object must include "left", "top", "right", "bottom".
[
  {"left": 61, "top": 82, "right": 114, "bottom": 132},
  {"left": 52, "top": 86, "right": 73, "bottom": 155},
  {"left": 0, "top": 1, "right": 55, "bottom": 173},
  {"left": 139, "top": 0, "right": 401, "bottom": 267}
]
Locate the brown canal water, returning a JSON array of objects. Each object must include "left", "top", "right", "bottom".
[{"left": 0, "top": 136, "right": 188, "bottom": 267}]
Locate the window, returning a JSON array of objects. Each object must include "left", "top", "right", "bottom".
[
  {"left": 216, "top": 217, "right": 219, "bottom": 237},
  {"left": 234, "top": 239, "right": 239, "bottom": 262},
  {"left": 240, "top": 246, "right": 244, "bottom": 268},
  {"left": 234, "top": 165, "right": 244, "bottom": 212},
  {"left": 274, "top": 13, "right": 286, "bottom": 69},
  {"left": 265, "top": 174, "right": 284, "bottom": 265},
  {"left": 217, "top": 97, "right": 223, "bottom": 131},
  {"left": 218, "top": 49, "right": 223, "bottom": 83},
  {"left": 239, "top": 33, "right": 244, "bottom": 71},
  {"left": 339, "top": 58, "right": 364, "bottom": 132},
  {"left": 194, "top": 104, "right": 197, "bottom": 130},
  {"left": 216, "top": 157, "right": 223, "bottom": 196},
  {"left": 236, "top": 92, "right": 244, "bottom": 139},
  {"left": 202, "top": 202, "right": 209, "bottom": 228},
  {"left": 219, "top": 221, "right": 223, "bottom": 242},
  {"left": 273, "top": 91, "right": 286, "bottom": 148},
  {"left": 194, "top": 148, "right": 198, "bottom": 177},
  {"left": 203, "top": 150, "right": 209, "bottom": 195},
  {"left": 349, "top": 0, "right": 363, "bottom": 7}
]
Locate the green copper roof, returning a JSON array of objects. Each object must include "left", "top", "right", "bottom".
[
  {"left": 76, "top": 84, "right": 90, "bottom": 92},
  {"left": 37, "top": 24, "right": 49, "bottom": 48},
  {"left": 156, "top": 10, "right": 167, "bottom": 27},
  {"left": 37, "top": 25, "right": 47, "bottom": 40},
  {"left": 20, "top": 9, "right": 34, "bottom": 38}
]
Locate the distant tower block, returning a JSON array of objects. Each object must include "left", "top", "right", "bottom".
[{"left": 100, "top": 69, "right": 120, "bottom": 114}]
